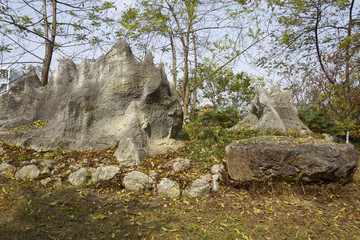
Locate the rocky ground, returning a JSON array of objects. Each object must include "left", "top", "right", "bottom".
[{"left": 1, "top": 139, "right": 360, "bottom": 240}]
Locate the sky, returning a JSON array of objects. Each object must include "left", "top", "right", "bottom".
[{"left": 0, "top": 0, "right": 282, "bottom": 89}]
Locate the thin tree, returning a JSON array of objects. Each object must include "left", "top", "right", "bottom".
[{"left": 0, "top": 0, "right": 116, "bottom": 86}]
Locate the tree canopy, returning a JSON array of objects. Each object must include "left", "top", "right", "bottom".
[{"left": 0, "top": 0, "right": 116, "bottom": 85}]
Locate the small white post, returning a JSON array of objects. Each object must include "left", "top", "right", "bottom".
[{"left": 346, "top": 130, "right": 349, "bottom": 144}]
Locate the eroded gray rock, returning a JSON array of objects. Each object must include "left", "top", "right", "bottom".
[
  {"left": 168, "top": 158, "right": 190, "bottom": 172},
  {"left": 0, "top": 163, "right": 16, "bottom": 178},
  {"left": 157, "top": 178, "right": 180, "bottom": 197},
  {"left": 226, "top": 136, "right": 359, "bottom": 183},
  {"left": 15, "top": 164, "right": 40, "bottom": 180},
  {"left": 322, "top": 133, "right": 335, "bottom": 143},
  {"left": 92, "top": 166, "right": 120, "bottom": 182},
  {"left": 37, "top": 159, "right": 55, "bottom": 167},
  {"left": 0, "top": 66, "right": 42, "bottom": 129},
  {"left": 68, "top": 168, "right": 90, "bottom": 186},
  {"left": 40, "top": 177, "right": 52, "bottom": 186},
  {"left": 239, "top": 84, "right": 309, "bottom": 131},
  {"left": 211, "top": 164, "right": 224, "bottom": 175},
  {"left": 0, "top": 37, "right": 183, "bottom": 167},
  {"left": 122, "top": 171, "right": 154, "bottom": 191},
  {"left": 183, "top": 179, "right": 211, "bottom": 198}
]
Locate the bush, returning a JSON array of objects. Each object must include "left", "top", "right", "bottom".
[
  {"left": 196, "top": 108, "right": 240, "bottom": 128},
  {"left": 298, "top": 106, "right": 339, "bottom": 136},
  {"left": 179, "top": 115, "right": 287, "bottom": 167}
]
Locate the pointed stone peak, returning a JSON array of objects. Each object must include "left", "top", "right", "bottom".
[
  {"left": 111, "top": 36, "right": 132, "bottom": 54},
  {"left": 144, "top": 52, "right": 154, "bottom": 62}
]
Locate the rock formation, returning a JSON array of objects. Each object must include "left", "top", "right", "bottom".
[
  {"left": 0, "top": 37, "right": 183, "bottom": 165},
  {"left": 239, "top": 84, "right": 309, "bottom": 131},
  {"left": 226, "top": 136, "right": 359, "bottom": 184}
]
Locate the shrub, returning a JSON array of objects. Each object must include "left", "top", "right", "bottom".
[{"left": 298, "top": 106, "right": 339, "bottom": 136}]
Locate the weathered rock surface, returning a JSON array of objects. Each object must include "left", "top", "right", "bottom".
[
  {"left": 0, "top": 66, "right": 42, "bottom": 129},
  {"left": 183, "top": 179, "right": 211, "bottom": 198},
  {"left": 68, "top": 168, "right": 90, "bottom": 186},
  {"left": 168, "top": 158, "right": 191, "bottom": 172},
  {"left": 37, "top": 159, "right": 55, "bottom": 167},
  {"left": 238, "top": 84, "right": 308, "bottom": 131},
  {"left": 212, "top": 174, "right": 220, "bottom": 192},
  {"left": 122, "top": 171, "right": 154, "bottom": 191},
  {"left": 15, "top": 164, "right": 40, "bottom": 180},
  {"left": 156, "top": 178, "right": 180, "bottom": 197},
  {"left": 92, "top": 166, "right": 120, "bottom": 182},
  {"left": 0, "top": 163, "right": 16, "bottom": 178},
  {"left": 0, "top": 37, "right": 183, "bottom": 166},
  {"left": 40, "top": 177, "right": 52, "bottom": 186},
  {"left": 211, "top": 164, "right": 225, "bottom": 175},
  {"left": 226, "top": 136, "right": 359, "bottom": 183}
]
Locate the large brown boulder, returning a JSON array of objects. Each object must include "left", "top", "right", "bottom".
[
  {"left": 0, "top": 37, "right": 183, "bottom": 166},
  {"left": 226, "top": 136, "right": 358, "bottom": 183}
]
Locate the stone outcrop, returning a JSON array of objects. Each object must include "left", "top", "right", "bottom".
[
  {"left": 0, "top": 66, "right": 42, "bottom": 129},
  {"left": 122, "top": 171, "right": 154, "bottom": 191},
  {"left": 239, "top": 84, "right": 308, "bottom": 131},
  {"left": 157, "top": 178, "right": 181, "bottom": 197},
  {"left": 15, "top": 165, "right": 40, "bottom": 180},
  {"left": 0, "top": 163, "right": 16, "bottom": 178},
  {"left": 183, "top": 179, "right": 211, "bottom": 198},
  {"left": 68, "top": 168, "right": 90, "bottom": 186},
  {"left": 0, "top": 37, "right": 183, "bottom": 166},
  {"left": 226, "top": 136, "right": 359, "bottom": 184},
  {"left": 167, "top": 158, "right": 191, "bottom": 172},
  {"left": 91, "top": 166, "right": 120, "bottom": 183}
]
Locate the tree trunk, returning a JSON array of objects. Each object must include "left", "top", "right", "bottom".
[
  {"left": 182, "top": 48, "right": 190, "bottom": 117},
  {"left": 345, "top": 0, "right": 354, "bottom": 86},
  {"left": 190, "top": 24, "right": 198, "bottom": 118},
  {"left": 169, "top": 33, "right": 177, "bottom": 89},
  {"left": 41, "top": 0, "right": 56, "bottom": 86}
]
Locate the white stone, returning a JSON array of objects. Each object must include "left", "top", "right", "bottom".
[
  {"left": 54, "top": 177, "right": 62, "bottom": 187},
  {"left": 41, "top": 165, "right": 52, "bottom": 175},
  {"left": 212, "top": 174, "right": 220, "bottom": 192},
  {"left": 0, "top": 163, "right": 16, "bottom": 178},
  {"left": 322, "top": 133, "right": 335, "bottom": 142},
  {"left": 183, "top": 179, "right": 211, "bottom": 198},
  {"left": 122, "top": 171, "right": 154, "bottom": 191},
  {"left": 157, "top": 178, "right": 180, "bottom": 197},
  {"left": 40, "top": 177, "right": 52, "bottom": 186},
  {"left": 15, "top": 164, "right": 40, "bottom": 180},
  {"left": 30, "top": 159, "right": 38, "bottom": 164},
  {"left": 38, "top": 159, "right": 55, "bottom": 167},
  {"left": 211, "top": 164, "right": 225, "bottom": 174},
  {"left": 92, "top": 166, "right": 120, "bottom": 182},
  {"left": 149, "top": 170, "right": 158, "bottom": 180},
  {"left": 168, "top": 158, "right": 190, "bottom": 172},
  {"left": 200, "top": 173, "right": 212, "bottom": 182},
  {"left": 68, "top": 168, "right": 90, "bottom": 186}
]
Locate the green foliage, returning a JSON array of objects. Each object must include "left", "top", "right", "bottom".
[
  {"left": 180, "top": 111, "right": 287, "bottom": 166},
  {"left": 197, "top": 108, "right": 240, "bottom": 128},
  {"left": 197, "top": 58, "right": 264, "bottom": 114},
  {"left": 298, "top": 106, "right": 339, "bottom": 136}
]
